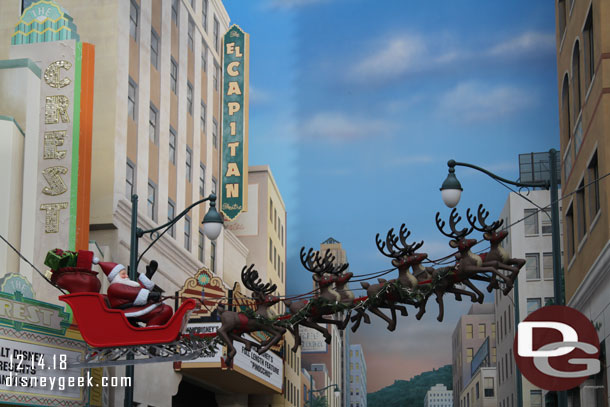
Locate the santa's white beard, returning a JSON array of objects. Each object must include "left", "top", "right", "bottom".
[{"left": 110, "top": 277, "right": 141, "bottom": 288}]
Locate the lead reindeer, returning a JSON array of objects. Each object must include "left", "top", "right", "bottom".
[
  {"left": 432, "top": 209, "right": 504, "bottom": 321},
  {"left": 217, "top": 265, "right": 286, "bottom": 365},
  {"left": 466, "top": 204, "right": 525, "bottom": 294},
  {"left": 284, "top": 248, "right": 350, "bottom": 352}
]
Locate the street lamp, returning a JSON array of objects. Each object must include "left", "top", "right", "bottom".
[
  {"left": 309, "top": 374, "right": 340, "bottom": 407},
  {"left": 440, "top": 149, "right": 564, "bottom": 407},
  {"left": 124, "top": 193, "right": 223, "bottom": 407}
]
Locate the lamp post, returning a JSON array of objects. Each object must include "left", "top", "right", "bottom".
[
  {"left": 440, "top": 148, "right": 565, "bottom": 407},
  {"left": 309, "top": 374, "right": 340, "bottom": 407},
  {"left": 124, "top": 193, "right": 224, "bottom": 407}
]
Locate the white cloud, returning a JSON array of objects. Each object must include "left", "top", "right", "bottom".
[
  {"left": 300, "top": 112, "right": 396, "bottom": 141},
  {"left": 347, "top": 35, "right": 461, "bottom": 84},
  {"left": 439, "top": 81, "right": 536, "bottom": 122},
  {"left": 265, "top": 0, "right": 330, "bottom": 9},
  {"left": 249, "top": 84, "right": 272, "bottom": 105},
  {"left": 488, "top": 31, "right": 555, "bottom": 57}
]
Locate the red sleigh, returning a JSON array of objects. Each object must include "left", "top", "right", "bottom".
[{"left": 60, "top": 293, "right": 197, "bottom": 348}]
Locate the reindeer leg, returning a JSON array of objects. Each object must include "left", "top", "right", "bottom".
[
  {"left": 217, "top": 327, "right": 236, "bottom": 365},
  {"left": 302, "top": 319, "right": 332, "bottom": 344},
  {"left": 435, "top": 291, "right": 445, "bottom": 322},
  {"left": 395, "top": 304, "right": 409, "bottom": 317},
  {"left": 229, "top": 332, "right": 259, "bottom": 351},
  {"left": 367, "top": 306, "right": 397, "bottom": 331},
  {"left": 258, "top": 327, "right": 286, "bottom": 354},
  {"left": 288, "top": 324, "right": 301, "bottom": 352}
]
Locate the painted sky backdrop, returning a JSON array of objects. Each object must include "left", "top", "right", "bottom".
[{"left": 224, "top": 0, "right": 559, "bottom": 392}]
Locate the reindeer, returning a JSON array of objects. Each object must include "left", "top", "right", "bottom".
[
  {"left": 351, "top": 225, "right": 424, "bottom": 332},
  {"left": 284, "top": 248, "right": 350, "bottom": 352},
  {"left": 217, "top": 265, "right": 286, "bottom": 365},
  {"left": 466, "top": 204, "right": 525, "bottom": 294},
  {"left": 431, "top": 209, "right": 504, "bottom": 321}
]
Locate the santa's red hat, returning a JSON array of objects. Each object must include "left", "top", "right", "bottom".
[{"left": 98, "top": 262, "right": 125, "bottom": 282}]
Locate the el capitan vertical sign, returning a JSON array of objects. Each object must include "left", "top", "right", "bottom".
[{"left": 220, "top": 25, "right": 249, "bottom": 220}]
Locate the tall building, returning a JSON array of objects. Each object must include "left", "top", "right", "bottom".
[
  {"left": 301, "top": 238, "right": 350, "bottom": 407},
  {"left": 555, "top": 0, "right": 609, "bottom": 405},
  {"left": 349, "top": 344, "right": 367, "bottom": 407},
  {"left": 451, "top": 303, "right": 496, "bottom": 407},
  {"left": 459, "top": 367, "right": 497, "bottom": 407},
  {"left": 424, "top": 383, "right": 453, "bottom": 407},
  {"left": 494, "top": 190, "right": 560, "bottom": 407}
]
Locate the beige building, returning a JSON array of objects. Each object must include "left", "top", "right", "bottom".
[
  {"left": 452, "top": 303, "right": 496, "bottom": 407},
  {"left": 0, "top": 1, "right": 291, "bottom": 406},
  {"left": 459, "top": 367, "right": 497, "bottom": 407},
  {"left": 555, "top": 0, "right": 609, "bottom": 405}
]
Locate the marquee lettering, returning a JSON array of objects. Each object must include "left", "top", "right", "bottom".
[
  {"left": 43, "top": 60, "right": 72, "bottom": 88},
  {"left": 41, "top": 166, "right": 68, "bottom": 196},
  {"left": 43, "top": 131, "right": 67, "bottom": 159},
  {"left": 45, "top": 95, "right": 70, "bottom": 124},
  {"left": 40, "top": 203, "right": 69, "bottom": 233}
]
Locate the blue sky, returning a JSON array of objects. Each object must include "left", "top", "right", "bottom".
[{"left": 224, "top": 0, "right": 559, "bottom": 391}]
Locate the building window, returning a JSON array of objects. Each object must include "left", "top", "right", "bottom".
[
  {"left": 149, "top": 103, "right": 158, "bottom": 144},
  {"left": 466, "top": 348, "right": 473, "bottom": 363},
  {"left": 566, "top": 204, "right": 575, "bottom": 260},
  {"left": 213, "top": 62, "right": 220, "bottom": 91},
  {"left": 201, "top": 44, "right": 208, "bottom": 72},
  {"left": 270, "top": 199, "right": 273, "bottom": 221},
  {"left": 187, "top": 82, "right": 194, "bottom": 115},
  {"left": 543, "top": 252, "right": 553, "bottom": 280},
  {"left": 524, "top": 209, "right": 538, "bottom": 235},
  {"left": 475, "top": 382, "right": 479, "bottom": 399},
  {"left": 281, "top": 225, "right": 284, "bottom": 246},
  {"left": 200, "top": 101, "right": 207, "bottom": 131},
  {"left": 211, "top": 241, "right": 216, "bottom": 273},
  {"left": 561, "top": 74, "right": 571, "bottom": 142},
  {"left": 269, "top": 239, "right": 272, "bottom": 261},
  {"left": 466, "top": 324, "right": 473, "bottom": 339},
  {"left": 170, "top": 58, "right": 178, "bottom": 94},
  {"left": 211, "top": 178, "right": 217, "bottom": 194},
  {"left": 527, "top": 298, "right": 541, "bottom": 315},
  {"left": 530, "top": 390, "right": 542, "bottom": 407},
  {"left": 128, "top": 78, "right": 137, "bottom": 120},
  {"left": 199, "top": 164, "right": 205, "bottom": 196},
  {"left": 202, "top": 0, "right": 208, "bottom": 31},
  {"left": 478, "top": 323, "right": 486, "bottom": 339},
  {"left": 491, "top": 322, "right": 496, "bottom": 339},
  {"left": 525, "top": 253, "right": 540, "bottom": 280},
  {"left": 126, "top": 160, "right": 135, "bottom": 198},
  {"left": 171, "top": 0, "right": 179, "bottom": 25},
  {"left": 584, "top": 8, "right": 595, "bottom": 89},
  {"left": 129, "top": 0, "right": 139, "bottom": 41},
  {"left": 168, "top": 199, "right": 176, "bottom": 237},
  {"left": 484, "top": 377, "right": 494, "bottom": 397},
  {"left": 588, "top": 152, "right": 600, "bottom": 219},
  {"left": 150, "top": 29, "right": 159, "bottom": 69},
  {"left": 184, "top": 216, "right": 191, "bottom": 251},
  {"left": 213, "top": 16, "right": 220, "bottom": 52},
  {"left": 572, "top": 41, "right": 581, "bottom": 122},
  {"left": 576, "top": 180, "right": 586, "bottom": 241},
  {"left": 187, "top": 17, "right": 194, "bottom": 51},
  {"left": 169, "top": 127, "right": 177, "bottom": 164},
  {"left": 198, "top": 229, "right": 204, "bottom": 262},
  {"left": 212, "top": 118, "right": 218, "bottom": 147},
  {"left": 186, "top": 147, "right": 192, "bottom": 182},
  {"left": 274, "top": 247, "right": 277, "bottom": 270},
  {"left": 147, "top": 181, "right": 156, "bottom": 221},
  {"left": 557, "top": 0, "right": 567, "bottom": 36},
  {"left": 541, "top": 210, "right": 552, "bottom": 234},
  {"left": 491, "top": 346, "right": 496, "bottom": 363}
]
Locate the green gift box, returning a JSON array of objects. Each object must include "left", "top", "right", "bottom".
[{"left": 44, "top": 249, "right": 78, "bottom": 270}]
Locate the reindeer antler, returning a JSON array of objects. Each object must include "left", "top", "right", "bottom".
[
  {"left": 376, "top": 225, "right": 422, "bottom": 258},
  {"left": 436, "top": 209, "right": 472, "bottom": 240},
  {"left": 466, "top": 204, "right": 504, "bottom": 233},
  {"left": 330, "top": 262, "right": 349, "bottom": 275},
  {"left": 300, "top": 247, "right": 335, "bottom": 274},
  {"left": 241, "top": 264, "right": 277, "bottom": 295}
]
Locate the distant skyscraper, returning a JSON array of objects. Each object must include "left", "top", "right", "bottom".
[
  {"left": 349, "top": 344, "right": 367, "bottom": 407},
  {"left": 424, "top": 384, "right": 453, "bottom": 407},
  {"left": 452, "top": 303, "right": 496, "bottom": 407}
]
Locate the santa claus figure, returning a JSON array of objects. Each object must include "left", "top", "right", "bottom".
[{"left": 98, "top": 261, "right": 173, "bottom": 327}]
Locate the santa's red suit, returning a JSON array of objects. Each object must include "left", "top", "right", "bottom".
[{"left": 98, "top": 262, "right": 173, "bottom": 326}]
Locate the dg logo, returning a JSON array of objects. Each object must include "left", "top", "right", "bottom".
[{"left": 513, "top": 305, "right": 601, "bottom": 391}]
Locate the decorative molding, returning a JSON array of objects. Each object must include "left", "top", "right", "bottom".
[
  {"left": 0, "top": 58, "right": 41, "bottom": 77},
  {"left": 0, "top": 115, "right": 25, "bottom": 136}
]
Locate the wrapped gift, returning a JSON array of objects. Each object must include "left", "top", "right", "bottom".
[{"left": 44, "top": 249, "right": 78, "bottom": 271}]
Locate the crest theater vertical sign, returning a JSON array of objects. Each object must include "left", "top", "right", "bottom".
[
  {"left": 11, "top": 0, "right": 95, "bottom": 285},
  {"left": 220, "top": 25, "right": 249, "bottom": 220}
]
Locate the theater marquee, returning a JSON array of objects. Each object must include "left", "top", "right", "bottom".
[{"left": 220, "top": 25, "right": 249, "bottom": 221}]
